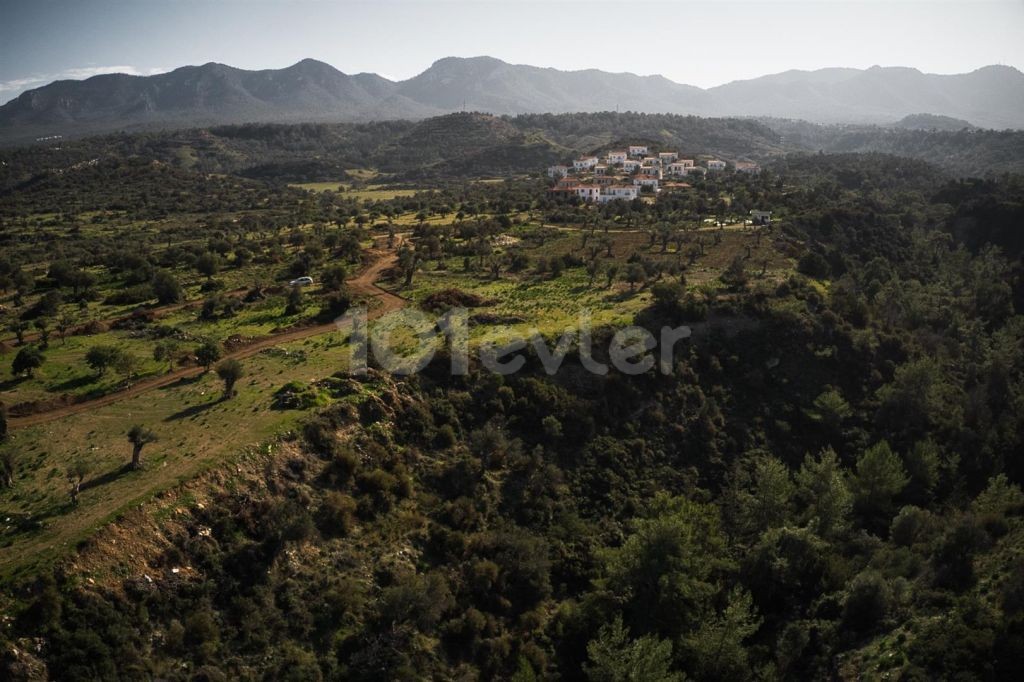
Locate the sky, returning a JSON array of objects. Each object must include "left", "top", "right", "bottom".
[{"left": 1, "top": 0, "right": 1023, "bottom": 104}]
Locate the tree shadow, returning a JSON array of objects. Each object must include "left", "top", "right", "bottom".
[
  {"left": 0, "top": 376, "right": 27, "bottom": 391},
  {"left": 0, "top": 507, "right": 69, "bottom": 542},
  {"left": 80, "top": 464, "right": 134, "bottom": 492},
  {"left": 607, "top": 288, "right": 642, "bottom": 303},
  {"left": 164, "top": 399, "right": 218, "bottom": 422},
  {"left": 50, "top": 374, "right": 99, "bottom": 392}
]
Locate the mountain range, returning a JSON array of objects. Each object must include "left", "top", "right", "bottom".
[{"left": 2, "top": 56, "right": 1023, "bottom": 145}]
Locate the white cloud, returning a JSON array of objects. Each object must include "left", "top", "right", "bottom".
[{"left": 0, "top": 65, "right": 170, "bottom": 100}]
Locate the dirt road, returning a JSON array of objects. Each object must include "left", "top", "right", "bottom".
[{"left": 8, "top": 247, "right": 405, "bottom": 430}]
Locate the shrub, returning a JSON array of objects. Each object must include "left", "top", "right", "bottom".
[
  {"left": 797, "top": 251, "right": 831, "bottom": 279},
  {"left": 679, "top": 293, "right": 709, "bottom": 321},
  {"left": 650, "top": 281, "right": 684, "bottom": 316},
  {"left": 357, "top": 468, "right": 400, "bottom": 513},
  {"left": 152, "top": 270, "right": 183, "bottom": 304},
  {"left": 105, "top": 284, "right": 154, "bottom": 305},
  {"left": 273, "top": 381, "right": 327, "bottom": 410},
  {"left": 195, "top": 340, "right": 222, "bottom": 370},
  {"left": 317, "top": 292, "right": 351, "bottom": 321},
  {"left": 842, "top": 571, "right": 891, "bottom": 632},
  {"left": 317, "top": 491, "right": 357, "bottom": 536},
  {"left": 321, "top": 264, "right": 348, "bottom": 291},
  {"left": 422, "top": 288, "right": 492, "bottom": 311},
  {"left": 326, "top": 446, "right": 360, "bottom": 486}
]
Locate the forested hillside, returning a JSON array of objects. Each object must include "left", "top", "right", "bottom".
[
  {"left": 0, "top": 113, "right": 786, "bottom": 189},
  {"left": 768, "top": 118, "right": 1024, "bottom": 175},
  {"left": 1, "top": 139, "right": 1023, "bottom": 679},
  {"left": 5, "top": 112, "right": 1024, "bottom": 197}
]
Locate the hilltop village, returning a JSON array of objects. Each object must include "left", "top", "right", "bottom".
[{"left": 548, "top": 144, "right": 760, "bottom": 203}]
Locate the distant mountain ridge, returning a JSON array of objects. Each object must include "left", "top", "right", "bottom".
[{"left": 2, "top": 57, "right": 1023, "bottom": 145}]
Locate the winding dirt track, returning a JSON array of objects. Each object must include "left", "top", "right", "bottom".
[{"left": 8, "top": 248, "right": 404, "bottom": 430}]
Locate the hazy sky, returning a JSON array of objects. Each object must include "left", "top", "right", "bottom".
[{"left": 2, "top": 0, "right": 1023, "bottom": 103}]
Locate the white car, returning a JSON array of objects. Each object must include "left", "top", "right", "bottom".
[{"left": 289, "top": 276, "right": 314, "bottom": 287}]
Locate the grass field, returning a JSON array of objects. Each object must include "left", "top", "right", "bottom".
[
  {"left": 0, "top": 290, "right": 317, "bottom": 408},
  {"left": 0, "top": 328, "right": 361, "bottom": 578},
  {"left": 390, "top": 263, "right": 648, "bottom": 344},
  {"left": 1, "top": 330, "right": 166, "bottom": 406},
  {"left": 0, "top": 238, "right": 408, "bottom": 577},
  {"left": 291, "top": 182, "right": 421, "bottom": 201},
  {"left": 0, "top": 209, "right": 340, "bottom": 338},
  {"left": 381, "top": 222, "right": 794, "bottom": 343}
]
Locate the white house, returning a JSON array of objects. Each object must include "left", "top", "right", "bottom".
[
  {"left": 574, "top": 185, "right": 602, "bottom": 202},
  {"left": 606, "top": 150, "right": 628, "bottom": 164},
  {"left": 666, "top": 160, "right": 694, "bottom": 176},
  {"left": 594, "top": 165, "right": 608, "bottom": 176},
  {"left": 598, "top": 185, "right": 640, "bottom": 203},
  {"left": 574, "top": 156, "right": 600, "bottom": 171},
  {"left": 750, "top": 210, "right": 772, "bottom": 225},
  {"left": 684, "top": 166, "right": 707, "bottom": 177},
  {"left": 706, "top": 159, "right": 727, "bottom": 171},
  {"left": 658, "top": 151, "right": 679, "bottom": 162},
  {"left": 628, "top": 145, "right": 648, "bottom": 157},
  {"left": 639, "top": 166, "right": 663, "bottom": 179},
  {"left": 547, "top": 165, "right": 569, "bottom": 179},
  {"left": 633, "top": 174, "right": 660, "bottom": 190},
  {"left": 735, "top": 161, "right": 761, "bottom": 174},
  {"left": 623, "top": 159, "right": 642, "bottom": 172}
]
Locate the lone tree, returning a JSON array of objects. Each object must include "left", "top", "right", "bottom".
[
  {"left": 152, "top": 270, "right": 184, "bottom": 305},
  {"left": 397, "top": 245, "right": 419, "bottom": 287},
  {"left": 34, "top": 318, "right": 51, "bottom": 349},
  {"left": 67, "top": 460, "right": 90, "bottom": 505},
  {"left": 285, "top": 286, "right": 303, "bottom": 316},
  {"left": 55, "top": 313, "right": 75, "bottom": 344},
  {"left": 625, "top": 262, "right": 646, "bottom": 291},
  {"left": 153, "top": 338, "right": 180, "bottom": 372},
  {"left": 195, "top": 252, "right": 221, "bottom": 280},
  {"left": 8, "top": 320, "right": 28, "bottom": 345},
  {"left": 85, "top": 345, "right": 126, "bottom": 376},
  {"left": 127, "top": 425, "right": 157, "bottom": 470},
  {"left": 216, "top": 359, "right": 244, "bottom": 400},
  {"left": 12, "top": 345, "right": 44, "bottom": 378},
  {"left": 605, "top": 264, "right": 620, "bottom": 289},
  {"left": 195, "top": 340, "right": 222, "bottom": 371},
  {"left": 321, "top": 264, "right": 348, "bottom": 292},
  {"left": 720, "top": 256, "right": 749, "bottom": 290},
  {"left": 651, "top": 281, "right": 684, "bottom": 316}
]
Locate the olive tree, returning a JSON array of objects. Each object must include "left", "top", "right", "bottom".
[
  {"left": 127, "top": 425, "right": 157, "bottom": 470},
  {"left": 216, "top": 359, "right": 244, "bottom": 399},
  {"left": 12, "top": 345, "right": 44, "bottom": 377}
]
